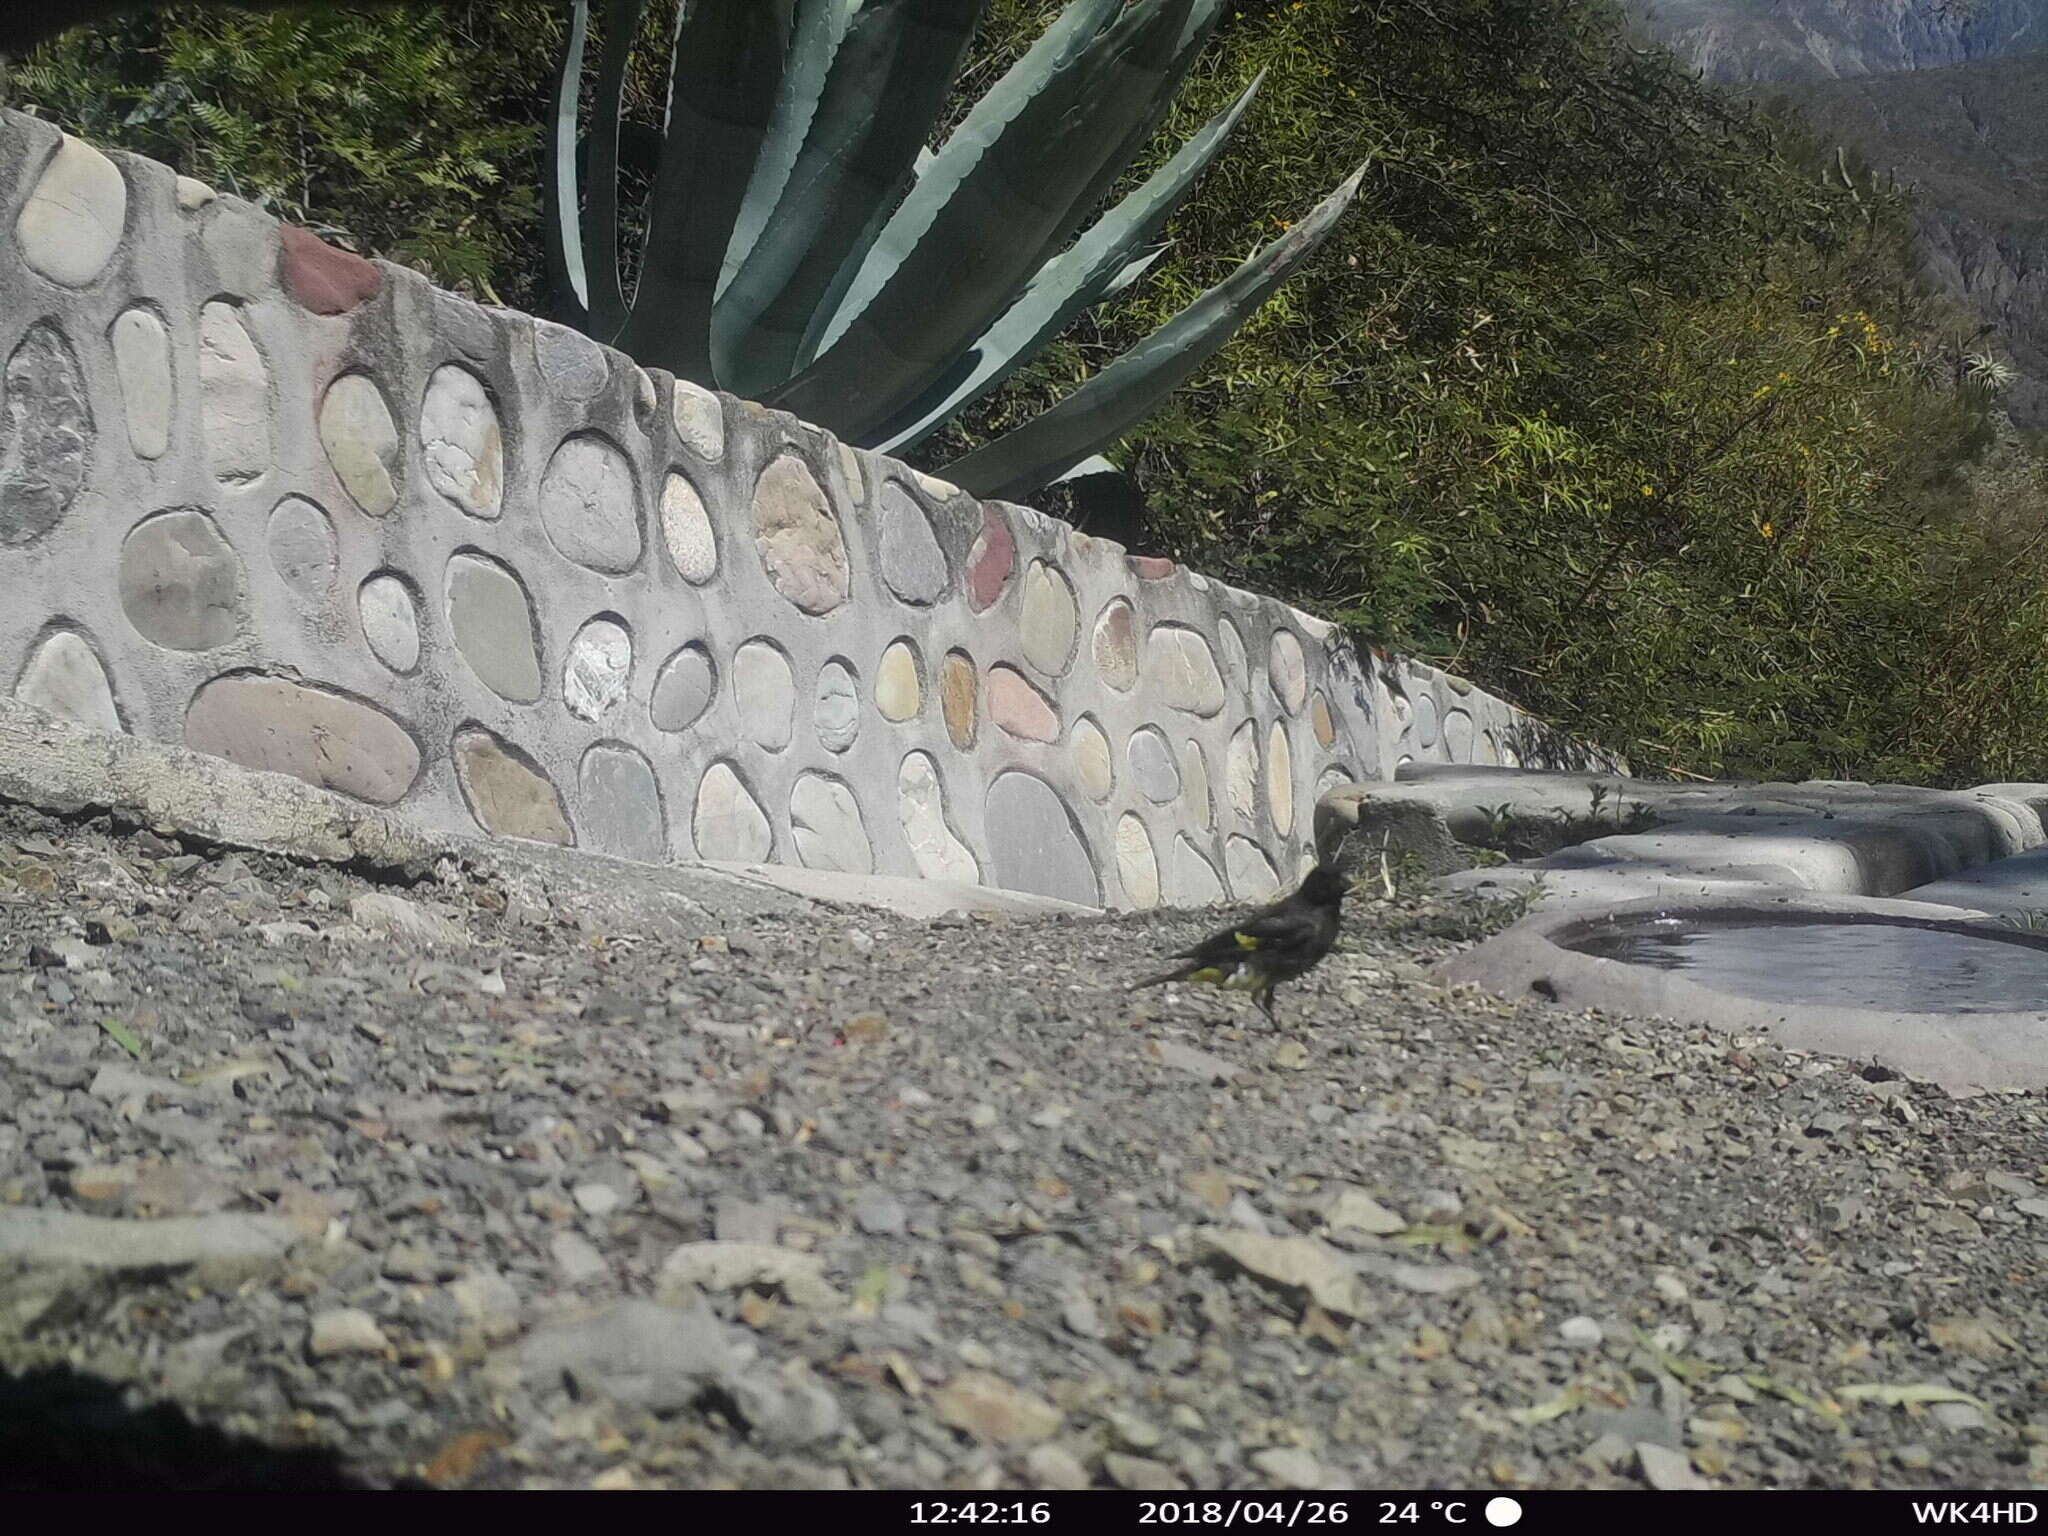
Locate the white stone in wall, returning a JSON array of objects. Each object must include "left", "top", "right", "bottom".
[
  {"left": 1092, "top": 599, "right": 1137, "bottom": 691},
  {"left": 540, "top": 435, "right": 642, "bottom": 573},
  {"left": 1019, "top": 561, "right": 1077, "bottom": 676},
  {"left": 174, "top": 175, "right": 216, "bottom": 211},
  {"left": 109, "top": 307, "right": 171, "bottom": 459},
  {"left": 16, "top": 630, "right": 120, "bottom": 734},
  {"left": 733, "top": 639, "right": 795, "bottom": 751},
  {"left": 564, "top": 617, "right": 632, "bottom": 721},
  {"left": 1226, "top": 836, "right": 1280, "bottom": 901},
  {"left": 1219, "top": 618, "right": 1248, "bottom": 695},
  {"left": 671, "top": 379, "right": 725, "bottom": 461},
  {"left": 420, "top": 364, "right": 504, "bottom": 519},
  {"left": 1072, "top": 716, "right": 1113, "bottom": 802},
  {"left": 1182, "top": 739, "right": 1212, "bottom": 829},
  {"left": 1171, "top": 835, "right": 1226, "bottom": 906},
  {"left": 266, "top": 496, "right": 338, "bottom": 599},
  {"left": 898, "top": 751, "right": 977, "bottom": 883},
  {"left": 318, "top": 372, "right": 399, "bottom": 515},
  {"left": 695, "top": 762, "right": 772, "bottom": 862},
  {"left": 200, "top": 302, "right": 271, "bottom": 484},
  {"left": 17, "top": 136, "right": 126, "bottom": 288},
  {"left": 1115, "top": 813, "right": 1160, "bottom": 909},
  {"left": 752, "top": 454, "right": 850, "bottom": 614},
  {"left": 813, "top": 659, "right": 860, "bottom": 752},
  {"left": 1226, "top": 720, "right": 1258, "bottom": 822},
  {"left": 1267, "top": 721, "right": 1295, "bottom": 837},
  {"left": 358, "top": 574, "right": 420, "bottom": 673},
  {"left": 1144, "top": 624, "right": 1226, "bottom": 717},
  {"left": 660, "top": 472, "right": 718, "bottom": 584},
  {"left": 1443, "top": 708, "right": 1474, "bottom": 762},
  {"left": 791, "top": 773, "right": 873, "bottom": 874},
  {"left": 1413, "top": 690, "right": 1439, "bottom": 749},
  {"left": 876, "top": 639, "right": 922, "bottom": 722},
  {"left": 1269, "top": 627, "right": 1307, "bottom": 714}
]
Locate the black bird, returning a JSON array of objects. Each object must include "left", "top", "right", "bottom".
[{"left": 1130, "top": 862, "right": 1347, "bottom": 1021}]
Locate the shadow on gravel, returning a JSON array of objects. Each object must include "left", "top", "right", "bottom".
[{"left": 0, "top": 1361, "right": 418, "bottom": 1490}]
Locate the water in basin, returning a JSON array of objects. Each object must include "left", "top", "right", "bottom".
[{"left": 1563, "top": 916, "right": 2048, "bottom": 1013}]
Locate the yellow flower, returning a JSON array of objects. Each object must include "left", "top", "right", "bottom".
[
  {"left": 1641, "top": 485, "right": 1656, "bottom": 497},
  {"left": 1760, "top": 522, "right": 1776, "bottom": 539}
]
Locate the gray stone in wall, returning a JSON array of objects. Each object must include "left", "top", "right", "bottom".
[
  {"left": 1183, "top": 739, "right": 1213, "bottom": 829},
  {"left": 119, "top": 509, "right": 245, "bottom": 651},
  {"left": 791, "top": 772, "right": 873, "bottom": 874},
  {"left": 540, "top": 434, "right": 641, "bottom": 573},
  {"left": 1073, "top": 716, "right": 1112, "bottom": 802},
  {"left": 1128, "top": 725, "right": 1180, "bottom": 804},
  {"left": 877, "top": 481, "right": 947, "bottom": 605},
  {"left": 109, "top": 307, "right": 171, "bottom": 459},
  {"left": 16, "top": 135, "right": 125, "bottom": 288},
  {"left": 985, "top": 770, "right": 1097, "bottom": 907},
  {"left": 445, "top": 553, "right": 541, "bottom": 704},
  {"left": 420, "top": 364, "right": 504, "bottom": 520},
  {"left": 455, "top": 727, "right": 573, "bottom": 845},
  {"left": 15, "top": 630, "right": 120, "bottom": 734},
  {"left": 533, "top": 320, "right": 610, "bottom": 401},
  {"left": 1226, "top": 720, "right": 1258, "bottom": 824},
  {"left": 266, "top": 496, "right": 338, "bottom": 600},
  {"left": 199, "top": 301, "right": 270, "bottom": 484},
  {"left": 579, "top": 743, "right": 665, "bottom": 863},
  {"left": 0, "top": 322, "right": 91, "bottom": 547},
  {"left": 185, "top": 674, "right": 420, "bottom": 805},
  {"left": 651, "top": 644, "right": 717, "bottom": 733}
]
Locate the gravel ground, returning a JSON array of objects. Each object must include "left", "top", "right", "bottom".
[{"left": 0, "top": 799, "right": 2044, "bottom": 1491}]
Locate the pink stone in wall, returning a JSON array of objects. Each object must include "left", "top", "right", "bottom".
[
  {"left": 987, "top": 664, "right": 1059, "bottom": 743},
  {"left": 1130, "top": 556, "right": 1176, "bottom": 580},
  {"left": 281, "top": 225, "right": 382, "bottom": 315},
  {"left": 966, "top": 505, "right": 1015, "bottom": 611}
]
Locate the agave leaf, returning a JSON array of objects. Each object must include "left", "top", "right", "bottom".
[
  {"left": 1069, "top": 0, "right": 1227, "bottom": 227},
  {"left": 870, "top": 72, "right": 1261, "bottom": 456},
  {"left": 580, "top": 0, "right": 644, "bottom": 341},
  {"left": 720, "top": 0, "right": 853, "bottom": 296},
  {"left": 1051, "top": 454, "right": 1121, "bottom": 484},
  {"left": 775, "top": 0, "right": 1193, "bottom": 441},
  {"left": 714, "top": 0, "right": 986, "bottom": 400},
  {"left": 940, "top": 165, "right": 1366, "bottom": 502},
  {"left": 542, "top": 0, "right": 594, "bottom": 328},
  {"left": 615, "top": 0, "right": 785, "bottom": 384},
  {"left": 795, "top": 0, "right": 1126, "bottom": 364}
]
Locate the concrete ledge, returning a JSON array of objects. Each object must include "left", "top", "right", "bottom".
[{"left": 1431, "top": 889, "right": 2048, "bottom": 1097}]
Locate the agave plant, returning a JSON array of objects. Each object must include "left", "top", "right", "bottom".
[{"left": 547, "top": 0, "right": 1361, "bottom": 501}]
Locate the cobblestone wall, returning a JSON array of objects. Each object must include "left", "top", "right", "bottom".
[{"left": 0, "top": 109, "right": 1591, "bottom": 909}]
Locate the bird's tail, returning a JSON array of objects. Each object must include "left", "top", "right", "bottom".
[{"left": 1128, "top": 962, "right": 1197, "bottom": 992}]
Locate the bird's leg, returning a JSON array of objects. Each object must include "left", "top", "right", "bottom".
[{"left": 1256, "top": 984, "right": 1277, "bottom": 1024}]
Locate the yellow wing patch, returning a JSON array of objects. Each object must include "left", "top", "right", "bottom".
[
  {"left": 1232, "top": 932, "right": 1262, "bottom": 951},
  {"left": 1189, "top": 966, "right": 1228, "bottom": 984}
]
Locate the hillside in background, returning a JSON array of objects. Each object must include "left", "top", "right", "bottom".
[
  {"left": 1628, "top": 0, "right": 2048, "bottom": 426},
  {"left": 1626, "top": 0, "right": 2047, "bottom": 81}
]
